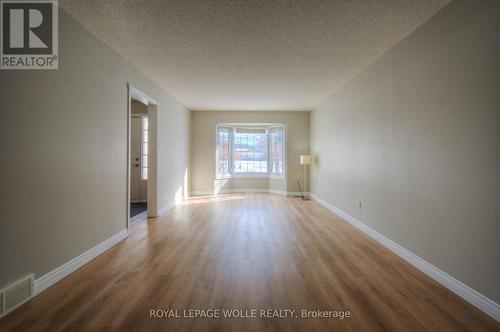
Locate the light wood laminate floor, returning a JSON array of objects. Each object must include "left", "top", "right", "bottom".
[{"left": 1, "top": 194, "right": 498, "bottom": 332}]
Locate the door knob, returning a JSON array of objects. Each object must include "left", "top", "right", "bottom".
[{"left": 135, "top": 163, "right": 139, "bottom": 167}]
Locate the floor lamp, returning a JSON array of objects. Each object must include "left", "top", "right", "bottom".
[{"left": 299, "top": 155, "right": 310, "bottom": 200}]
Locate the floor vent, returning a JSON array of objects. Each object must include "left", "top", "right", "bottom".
[{"left": 0, "top": 274, "right": 33, "bottom": 317}]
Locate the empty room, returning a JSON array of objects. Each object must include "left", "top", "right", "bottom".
[{"left": 0, "top": 0, "right": 499, "bottom": 331}]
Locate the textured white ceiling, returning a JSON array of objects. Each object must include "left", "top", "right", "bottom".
[{"left": 60, "top": 0, "right": 450, "bottom": 111}]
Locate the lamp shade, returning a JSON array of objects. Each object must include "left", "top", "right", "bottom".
[{"left": 300, "top": 155, "right": 310, "bottom": 165}]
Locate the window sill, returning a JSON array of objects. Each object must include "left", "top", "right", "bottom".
[{"left": 215, "top": 174, "right": 286, "bottom": 180}]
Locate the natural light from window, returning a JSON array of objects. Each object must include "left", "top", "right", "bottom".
[{"left": 216, "top": 124, "right": 284, "bottom": 179}]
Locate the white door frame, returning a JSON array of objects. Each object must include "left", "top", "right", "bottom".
[
  {"left": 127, "top": 83, "right": 160, "bottom": 229},
  {"left": 130, "top": 115, "right": 147, "bottom": 203}
]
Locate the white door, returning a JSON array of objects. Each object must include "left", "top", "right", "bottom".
[{"left": 130, "top": 117, "right": 142, "bottom": 201}]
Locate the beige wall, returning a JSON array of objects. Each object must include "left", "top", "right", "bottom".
[
  {"left": 190, "top": 111, "right": 309, "bottom": 194},
  {"left": 0, "top": 10, "right": 190, "bottom": 289},
  {"left": 311, "top": 0, "right": 500, "bottom": 303}
]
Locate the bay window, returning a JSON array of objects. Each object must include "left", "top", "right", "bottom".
[
  {"left": 216, "top": 124, "right": 285, "bottom": 179},
  {"left": 269, "top": 127, "right": 284, "bottom": 176},
  {"left": 215, "top": 126, "right": 231, "bottom": 178}
]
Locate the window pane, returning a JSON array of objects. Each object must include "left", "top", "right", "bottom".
[
  {"left": 216, "top": 126, "right": 231, "bottom": 178},
  {"left": 142, "top": 142, "right": 148, "bottom": 155},
  {"left": 216, "top": 125, "right": 284, "bottom": 177},
  {"left": 143, "top": 130, "right": 148, "bottom": 142},
  {"left": 270, "top": 128, "right": 283, "bottom": 175},
  {"left": 142, "top": 117, "right": 148, "bottom": 130},
  {"left": 233, "top": 130, "right": 267, "bottom": 173},
  {"left": 142, "top": 155, "right": 148, "bottom": 167},
  {"left": 142, "top": 167, "right": 148, "bottom": 180}
]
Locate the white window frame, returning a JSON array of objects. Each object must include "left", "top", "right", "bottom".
[
  {"left": 215, "top": 125, "right": 232, "bottom": 179},
  {"left": 214, "top": 123, "right": 286, "bottom": 180},
  {"left": 268, "top": 125, "right": 286, "bottom": 179},
  {"left": 141, "top": 116, "right": 148, "bottom": 180}
]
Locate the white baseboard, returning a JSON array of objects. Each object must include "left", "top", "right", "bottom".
[
  {"left": 224, "top": 188, "right": 268, "bottom": 194},
  {"left": 268, "top": 189, "right": 287, "bottom": 195},
  {"left": 33, "top": 229, "right": 128, "bottom": 295},
  {"left": 189, "top": 189, "right": 310, "bottom": 197},
  {"left": 189, "top": 191, "right": 214, "bottom": 196},
  {"left": 158, "top": 201, "right": 177, "bottom": 215},
  {"left": 32, "top": 199, "right": 178, "bottom": 299},
  {"left": 286, "top": 191, "right": 308, "bottom": 197},
  {"left": 311, "top": 193, "right": 500, "bottom": 322}
]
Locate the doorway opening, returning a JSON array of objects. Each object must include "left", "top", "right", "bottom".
[
  {"left": 130, "top": 113, "right": 148, "bottom": 218},
  {"left": 127, "top": 84, "right": 159, "bottom": 228}
]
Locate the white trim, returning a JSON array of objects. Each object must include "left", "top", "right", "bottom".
[
  {"left": 33, "top": 229, "right": 128, "bottom": 295},
  {"left": 286, "top": 191, "right": 307, "bottom": 196},
  {"left": 126, "top": 84, "right": 132, "bottom": 229},
  {"left": 127, "top": 84, "right": 160, "bottom": 226},
  {"left": 130, "top": 86, "right": 158, "bottom": 106},
  {"left": 214, "top": 123, "right": 286, "bottom": 180},
  {"left": 268, "top": 189, "right": 287, "bottom": 196},
  {"left": 189, "top": 189, "right": 309, "bottom": 197},
  {"left": 190, "top": 108, "right": 312, "bottom": 112},
  {"left": 216, "top": 122, "right": 289, "bottom": 127},
  {"left": 214, "top": 175, "right": 286, "bottom": 180},
  {"left": 269, "top": 190, "right": 305, "bottom": 197},
  {"left": 109, "top": 199, "right": 178, "bottom": 226},
  {"left": 226, "top": 174, "right": 271, "bottom": 179},
  {"left": 190, "top": 191, "right": 215, "bottom": 196},
  {"left": 223, "top": 188, "right": 268, "bottom": 194},
  {"left": 311, "top": 193, "right": 500, "bottom": 322},
  {"left": 146, "top": 103, "right": 159, "bottom": 217},
  {"left": 158, "top": 201, "right": 177, "bottom": 216}
]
